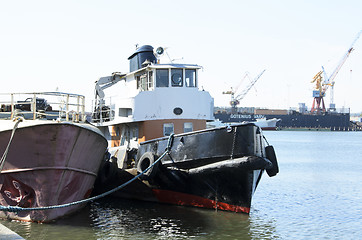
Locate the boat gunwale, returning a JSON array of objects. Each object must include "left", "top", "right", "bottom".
[
  {"left": 0, "top": 120, "right": 107, "bottom": 142},
  {"left": 0, "top": 166, "right": 98, "bottom": 177},
  {"left": 140, "top": 122, "right": 258, "bottom": 145}
]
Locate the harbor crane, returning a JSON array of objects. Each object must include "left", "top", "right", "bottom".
[
  {"left": 223, "top": 69, "right": 266, "bottom": 114},
  {"left": 311, "top": 30, "right": 361, "bottom": 113}
]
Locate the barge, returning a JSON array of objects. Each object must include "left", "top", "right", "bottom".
[{"left": 0, "top": 92, "right": 107, "bottom": 222}]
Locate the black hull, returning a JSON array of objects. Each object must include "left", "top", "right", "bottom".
[
  {"left": 150, "top": 158, "right": 266, "bottom": 213},
  {"left": 215, "top": 112, "right": 351, "bottom": 130},
  {"left": 94, "top": 123, "right": 278, "bottom": 213}
]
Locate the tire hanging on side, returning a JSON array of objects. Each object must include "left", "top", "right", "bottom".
[
  {"left": 265, "top": 145, "right": 279, "bottom": 177},
  {"left": 136, "top": 152, "right": 159, "bottom": 180}
]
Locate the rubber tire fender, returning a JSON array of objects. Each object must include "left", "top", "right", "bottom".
[
  {"left": 265, "top": 145, "right": 279, "bottom": 177},
  {"left": 98, "top": 160, "right": 116, "bottom": 184},
  {"left": 136, "top": 152, "right": 159, "bottom": 180}
]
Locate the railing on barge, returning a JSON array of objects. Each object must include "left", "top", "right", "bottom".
[{"left": 0, "top": 92, "right": 86, "bottom": 122}]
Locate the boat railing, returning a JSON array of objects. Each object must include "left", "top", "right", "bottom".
[{"left": 0, "top": 92, "right": 86, "bottom": 122}]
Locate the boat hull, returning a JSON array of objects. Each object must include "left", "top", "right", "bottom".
[
  {"left": 214, "top": 112, "right": 351, "bottom": 130},
  {"left": 95, "top": 123, "right": 276, "bottom": 213},
  {"left": 0, "top": 121, "right": 107, "bottom": 222},
  {"left": 253, "top": 118, "right": 281, "bottom": 130},
  {"left": 149, "top": 163, "right": 264, "bottom": 213}
]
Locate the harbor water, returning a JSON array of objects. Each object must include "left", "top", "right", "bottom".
[{"left": 1, "top": 131, "right": 362, "bottom": 239}]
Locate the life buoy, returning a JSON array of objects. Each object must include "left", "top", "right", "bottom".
[
  {"left": 136, "top": 152, "right": 159, "bottom": 180},
  {"left": 265, "top": 145, "right": 279, "bottom": 177}
]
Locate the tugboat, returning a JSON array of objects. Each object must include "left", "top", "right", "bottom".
[
  {"left": 0, "top": 92, "right": 107, "bottom": 222},
  {"left": 92, "top": 45, "right": 278, "bottom": 213}
]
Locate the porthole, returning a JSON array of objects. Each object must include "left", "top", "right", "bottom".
[{"left": 173, "top": 107, "right": 183, "bottom": 115}]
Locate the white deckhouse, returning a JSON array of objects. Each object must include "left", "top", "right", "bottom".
[{"left": 92, "top": 45, "right": 214, "bottom": 153}]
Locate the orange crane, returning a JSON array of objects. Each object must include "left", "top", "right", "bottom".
[
  {"left": 311, "top": 31, "right": 361, "bottom": 113},
  {"left": 223, "top": 70, "right": 266, "bottom": 113}
]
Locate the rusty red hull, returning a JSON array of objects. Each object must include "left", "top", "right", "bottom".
[{"left": 0, "top": 121, "right": 107, "bottom": 222}]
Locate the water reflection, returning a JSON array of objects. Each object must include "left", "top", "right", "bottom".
[
  {"left": 249, "top": 209, "right": 279, "bottom": 239},
  {"left": 0, "top": 205, "right": 97, "bottom": 240},
  {"left": 1, "top": 196, "right": 279, "bottom": 239},
  {"left": 89, "top": 197, "right": 241, "bottom": 239},
  {"left": 89, "top": 197, "right": 279, "bottom": 239}
]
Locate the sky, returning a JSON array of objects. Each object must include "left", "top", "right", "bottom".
[{"left": 1, "top": 0, "right": 362, "bottom": 113}]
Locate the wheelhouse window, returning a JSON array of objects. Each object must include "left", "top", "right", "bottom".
[
  {"left": 184, "top": 122, "right": 193, "bottom": 133},
  {"left": 137, "top": 71, "right": 154, "bottom": 91},
  {"left": 163, "top": 123, "right": 174, "bottom": 136},
  {"left": 148, "top": 71, "right": 153, "bottom": 89},
  {"left": 171, "top": 69, "right": 183, "bottom": 87},
  {"left": 156, "top": 69, "right": 169, "bottom": 87},
  {"left": 136, "top": 73, "right": 148, "bottom": 91},
  {"left": 185, "top": 69, "right": 196, "bottom": 87}
]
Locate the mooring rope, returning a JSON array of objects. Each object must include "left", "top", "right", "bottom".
[
  {"left": 262, "top": 134, "right": 270, "bottom": 146},
  {"left": 0, "top": 134, "right": 175, "bottom": 213},
  {"left": 0, "top": 117, "right": 23, "bottom": 172}
]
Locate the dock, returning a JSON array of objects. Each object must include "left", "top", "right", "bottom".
[{"left": 0, "top": 223, "right": 25, "bottom": 239}]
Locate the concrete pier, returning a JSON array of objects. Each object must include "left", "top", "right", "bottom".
[{"left": 0, "top": 223, "right": 25, "bottom": 239}]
